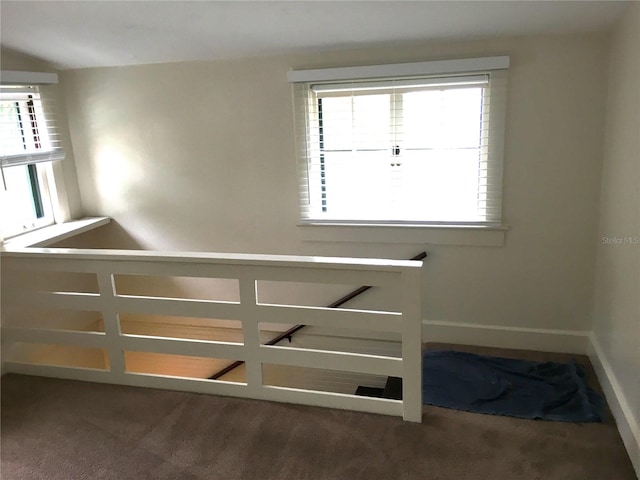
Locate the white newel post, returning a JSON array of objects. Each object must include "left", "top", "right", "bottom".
[{"left": 401, "top": 268, "right": 423, "bottom": 422}]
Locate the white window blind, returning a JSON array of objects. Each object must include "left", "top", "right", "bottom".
[
  {"left": 0, "top": 85, "right": 65, "bottom": 169},
  {"left": 290, "top": 57, "right": 508, "bottom": 226}
]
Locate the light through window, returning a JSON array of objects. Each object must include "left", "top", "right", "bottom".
[{"left": 291, "top": 62, "right": 507, "bottom": 226}]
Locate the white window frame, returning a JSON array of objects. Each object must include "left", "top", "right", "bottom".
[
  {"left": 1, "top": 163, "right": 56, "bottom": 238},
  {"left": 289, "top": 56, "right": 509, "bottom": 228},
  {"left": 1, "top": 71, "right": 66, "bottom": 240}
]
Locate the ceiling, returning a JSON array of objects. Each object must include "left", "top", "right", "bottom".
[{"left": 0, "top": 1, "right": 631, "bottom": 70}]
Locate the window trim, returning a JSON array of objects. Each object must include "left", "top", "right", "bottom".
[
  {"left": 1, "top": 71, "right": 68, "bottom": 240},
  {"left": 0, "top": 70, "right": 58, "bottom": 86},
  {"left": 1, "top": 217, "right": 111, "bottom": 249},
  {"left": 289, "top": 56, "right": 509, "bottom": 229},
  {"left": 297, "top": 221, "right": 508, "bottom": 247},
  {"left": 287, "top": 56, "right": 510, "bottom": 83}
]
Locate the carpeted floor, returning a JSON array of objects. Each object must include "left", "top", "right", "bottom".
[{"left": 1, "top": 345, "right": 636, "bottom": 480}]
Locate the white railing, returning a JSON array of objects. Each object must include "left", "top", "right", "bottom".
[{"left": 1, "top": 248, "right": 423, "bottom": 422}]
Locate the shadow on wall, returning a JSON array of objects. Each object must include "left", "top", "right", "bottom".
[{"left": 51, "top": 221, "right": 144, "bottom": 250}]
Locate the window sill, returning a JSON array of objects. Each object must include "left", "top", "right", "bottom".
[
  {"left": 2, "top": 217, "right": 110, "bottom": 250},
  {"left": 297, "top": 222, "right": 508, "bottom": 247}
]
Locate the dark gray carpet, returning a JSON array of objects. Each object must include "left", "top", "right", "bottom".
[{"left": 1, "top": 346, "right": 637, "bottom": 480}]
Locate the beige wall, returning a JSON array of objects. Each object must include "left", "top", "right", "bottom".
[
  {"left": 60, "top": 33, "right": 609, "bottom": 336},
  {"left": 592, "top": 2, "right": 640, "bottom": 469},
  {"left": 0, "top": 48, "right": 83, "bottom": 222}
]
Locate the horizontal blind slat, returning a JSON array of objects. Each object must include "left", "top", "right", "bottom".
[{"left": 0, "top": 84, "right": 66, "bottom": 168}]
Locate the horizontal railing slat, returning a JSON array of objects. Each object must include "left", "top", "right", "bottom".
[
  {"left": 2, "top": 327, "right": 106, "bottom": 348},
  {"left": 260, "top": 345, "right": 403, "bottom": 377},
  {"left": 2, "top": 363, "right": 249, "bottom": 397},
  {"left": 261, "top": 385, "right": 403, "bottom": 417},
  {"left": 250, "top": 267, "right": 399, "bottom": 287},
  {"left": 3, "top": 362, "right": 111, "bottom": 381},
  {"left": 255, "top": 304, "right": 402, "bottom": 332},
  {"left": 6, "top": 291, "right": 102, "bottom": 310},
  {"left": 120, "top": 334, "right": 245, "bottom": 359},
  {"left": 121, "top": 372, "right": 248, "bottom": 395},
  {"left": 115, "top": 295, "right": 242, "bottom": 320},
  {"left": 93, "top": 261, "right": 249, "bottom": 279}
]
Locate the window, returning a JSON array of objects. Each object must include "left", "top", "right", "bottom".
[
  {"left": 289, "top": 57, "right": 508, "bottom": 226},
  {"left": 0, "top": 82, "right": 64, "bottom": 238}
]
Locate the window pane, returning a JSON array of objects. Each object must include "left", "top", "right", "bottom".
[
  {"left": 0, "top": 102, "right": 26, "bottom": 155},
  {"left": 323, "top": 151, "right": 392, "bottom": 220},
  {"left": 1, "top": 165, "right": 40, "bottom": 237},
  {"left": 320, "top": 94, "right": 390, "bottom": 151},
  {"left": 401, "top": 87, "right": 483, "bottom": 149},
  {"left": 396, "top": 150, "right": 481, "bottom": 222}
]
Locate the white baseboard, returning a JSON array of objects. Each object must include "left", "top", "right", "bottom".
[
  {"left": 589, "top": 334, "right": 640, "bottom": 477},
  {"left": 422, "top": 319, "right": 590, "bottom": 354}
]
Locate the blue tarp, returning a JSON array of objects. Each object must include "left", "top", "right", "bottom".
[{"left": 422, "top": 350, "right": 603, "bottom": 422}]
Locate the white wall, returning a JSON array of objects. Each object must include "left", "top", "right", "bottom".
[
  {"left": 60, "top": 33, "right": 609, "bottom": 345},
  {"left": 591, "top": 3, "right": 640, "bottom": 472}
]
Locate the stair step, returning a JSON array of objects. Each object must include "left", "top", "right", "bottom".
[
  {"left": 355, "top": 376, "right": 403, "bottom": 399},
  {"left": 382, "top": 376, "right": 403, "bottom": 400},
  {"left": 355, "top": 386, "right": 384, "bottom": 397}
]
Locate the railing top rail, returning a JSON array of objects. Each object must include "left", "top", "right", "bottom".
[{"left": 1, "top": 247, "right": 423, "bottom": 272}]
